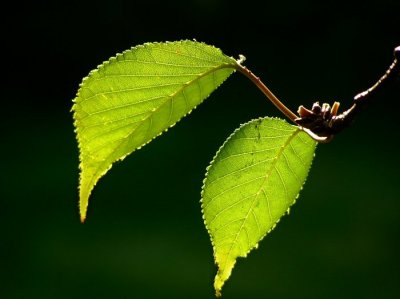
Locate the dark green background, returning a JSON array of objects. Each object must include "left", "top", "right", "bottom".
[{"left": 2, "top": 0, "right": 399, "bottom": 298}]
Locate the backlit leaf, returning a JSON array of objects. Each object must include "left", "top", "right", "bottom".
[
  {"left": 201, "top": 117, "right": 316, "bottom": 296},
  {"left": 72, "top": 41, "right": 237, "bottom": 221}
]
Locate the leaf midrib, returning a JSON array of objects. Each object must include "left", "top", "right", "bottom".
[
  {"left": 82, "top": 62, "right": 236, "bottom": 196},
  {"left": 219, "top": 128, "right": 301, "bottom": 270}
]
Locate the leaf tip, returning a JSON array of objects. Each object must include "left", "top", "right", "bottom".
[
  {"left": 79, "top": 182, "right": 90, "bottom": 223},
  {"left": 214, "top": 270, "right": 228, "bottom": 297},
  {"left": 79, "top": 199, "right": 88, "bottom": 223},
  {"left": 80, "top": 214, "right": 86, "bottom": 223},
  {"left": 214, "top": 277, "right": 223, "bottom": 297},
  {"left": 213, "top": 257, "right": 237, "bottom": 297}
]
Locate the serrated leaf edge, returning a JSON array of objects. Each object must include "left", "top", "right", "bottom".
[
  {"left": 72, "top": 40, "right": 238, "bottom": 221},
  {"left": 200, "top": 116, "right": 317, "bottom": 296}
]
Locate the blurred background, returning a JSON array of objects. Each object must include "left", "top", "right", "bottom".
[{"left": 1, "top": 0, "right": 399, "bottom": 298}]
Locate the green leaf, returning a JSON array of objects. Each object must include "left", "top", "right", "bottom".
[
  {"left": 201, "top": 117, "right": 317, "bottom": 296},
  {"left": 72, "top": 41, "right": 237, "bottom": 221}
]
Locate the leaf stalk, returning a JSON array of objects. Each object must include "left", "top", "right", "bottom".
[
  {"left": 237, "top": 46, "right": 399, "bottom": 143},
  {"left": 235, "top": 63, "right": 298, "bottom": 123}
]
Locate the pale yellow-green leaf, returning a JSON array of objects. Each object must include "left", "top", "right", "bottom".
[
  {"left": 73, "top": 41, "right": 237, "bottom": 221},
  {"left": 201, "top": 117, "right": 316, "bottom": 296}
]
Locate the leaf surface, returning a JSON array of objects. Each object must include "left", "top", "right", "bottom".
[
  {"left": 73, "top": 41, "right": 237, "bottom": 221},
  {"left": 201, "top": 117, "right": 316, "bottom": 296}
]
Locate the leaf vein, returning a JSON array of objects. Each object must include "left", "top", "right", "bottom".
[
  {"left": 213, "top": 217, "right": 246, "bottom": 235},
  {"left": 81, "top": 64, "right": 235, "bottom": 198},
  {"left": 233, "top": 135, "right": 291, "bottom": 141},
  {"left": 219, "top": 129, "right": 300, "bottom": 273},
  {"left": 119, "top": 58, "right": 220, "bottom": 68},
  {"left": 203, "top": 175, "right": 265, "bottom": 209},
  {"left": 207, "top": 193, "right": 259, "bottom": 226},
  {"left": 83, "top": 118, "right": 142, "bottom": 144},
  {"left": 80, "top": 83, "right": 182, "bottom": 103},
  {"left": 289, "top": 142, "right": 306, "bottom": 166},
  {"left": 217, "top": 146, "right": 282, "bottom": 163},
  {"left": 282, "top": 151, "right": 302, "bottom": 184},
  {"left": 205, "top": 157, "right": 275, "bottom": 188},
  {"left": 154, "top": 46, "right": 224, "bottom": 64},
  {"left": 274, "top": 165, "right": 289, "bottom": 205},
  {"left": 262, "top": 188, "right": 273, "bottom": 223},
  {"left": 251, "top": 210, "right": 261, "bottom": 237},
  {"left": 79, "top": 111, "right": 149, "bottom": 132},
  {"left": 78, "top": 96, "right": 165, "bottom": 121}
]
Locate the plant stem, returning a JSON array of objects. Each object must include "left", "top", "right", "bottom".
[
  {"left": 329, "top": 46, "right": 399, "bottom": 132},
  {"left": 235, "top": 64, "right": 298, "bottom": 123},
  {"left": 236, "top": 46, "right": 399, "bottom": 143},
  {"left": 293, "top": 46, "right": 399, "bottom": 142},
  {"left": 353, "top": 46, "right": 399, "bottom": 104}
]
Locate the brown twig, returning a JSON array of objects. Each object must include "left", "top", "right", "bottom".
[
  {"left": 235, "top": 46, "right": 399, "bottom": 143},
  {"left": 295, "top": 46, "right": 400, "bottom": 142}
]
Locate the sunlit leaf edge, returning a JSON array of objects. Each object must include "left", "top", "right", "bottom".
[
  {"left": 72, "top": 40, "right": 239, "bottom": 221},
  {"left": 200, "top": 116, "right": 317, "bottom": 296}
]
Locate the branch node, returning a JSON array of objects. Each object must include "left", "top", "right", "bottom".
[{"left": 295, "top": 45, "right": 399, "bottom": 143}]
